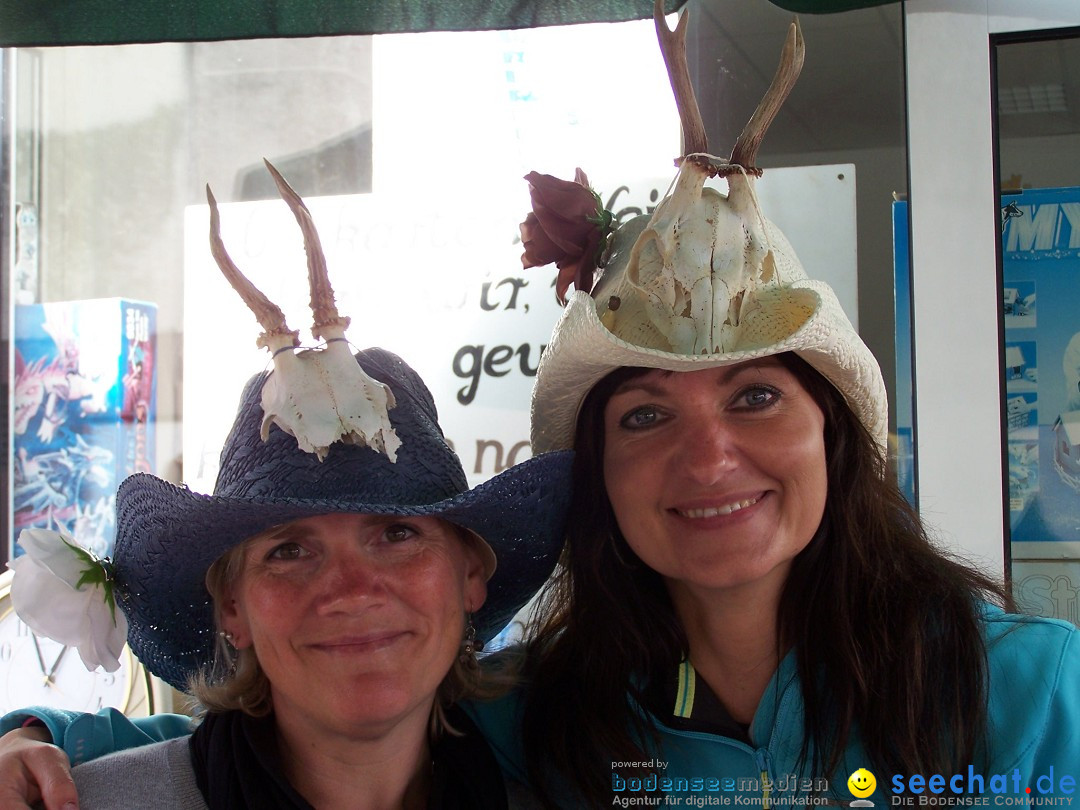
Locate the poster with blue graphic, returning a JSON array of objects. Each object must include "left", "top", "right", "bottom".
[
  {"left": 892, "top": 200, "right": 914, "bottom": 506},
  {"left": 12, "top": 299, "right": 157, "bottom": 561},
  {"left": 1002, "top": 187, "right": 1080, "bottom": 552}
]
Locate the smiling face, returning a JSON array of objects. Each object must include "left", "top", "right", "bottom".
[
  {"left": 848, "top": 768, "right": 877, "bottom": 798},
  {"left": 219, "top": 513, "right": 487, "bottom": 741},
  {"left": 601, "top": 357, "right": 828, "bottom": 604}
]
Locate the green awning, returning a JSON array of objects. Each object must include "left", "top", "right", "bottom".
[
  {"left": 1, "top": 1, "right": 683, "bottom": 46},
  {"left": 0, "top": 0, "right": 900, "bottom": 48}
]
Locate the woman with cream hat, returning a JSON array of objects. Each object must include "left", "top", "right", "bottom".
[{"left": 499, "top": 3, "right": 1080, "bottom": 806}]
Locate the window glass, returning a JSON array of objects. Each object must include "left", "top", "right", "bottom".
[
  {"left": 995, "top": 31, "right": 1080, "bottom": 626},
  {"left": 2, "top": 2, "right": 909, "bottom": 563}
]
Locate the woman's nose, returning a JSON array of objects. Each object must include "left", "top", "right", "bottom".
[
  {"left": 677, "top": 417, "right": 739, "bottom": 483},
  {"left": 316, "top": 552, "right": 386, "bottom": 610}
]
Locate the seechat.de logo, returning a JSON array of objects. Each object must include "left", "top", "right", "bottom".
[{"left": 890, "top": 766, "right": 1077, "bottom": 804}]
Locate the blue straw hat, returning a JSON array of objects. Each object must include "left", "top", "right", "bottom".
[{"left": 113, "top": 347, "right": 572, "bottom": 690}]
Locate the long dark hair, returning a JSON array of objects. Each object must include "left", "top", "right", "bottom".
[{"left": 521, "top": 353, "right": 1012, "bottom": 808}]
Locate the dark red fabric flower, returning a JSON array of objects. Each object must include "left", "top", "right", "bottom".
[{"left": 520, "top": 168, "right": 612, "bottom": 304}]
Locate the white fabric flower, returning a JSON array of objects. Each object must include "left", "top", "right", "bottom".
[{"left": 8, "top": 528, "right": 127, "bottom": 672}]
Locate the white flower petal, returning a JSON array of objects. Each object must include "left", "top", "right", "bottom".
[
  {"left": 8, "top": 528, "right": 126, "bottom": 673},
  {"left": 10, "top": 556, "right": 94, "bottom": 647},
  {"left": 15, "top": 528, "right": 87, "bottom": 585},
  {"left": 82, "top": 605, "right": 127, "bottom": 673}
]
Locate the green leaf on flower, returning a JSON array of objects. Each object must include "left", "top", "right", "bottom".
[{"left": 60, "top": 536, "right": 120, "bottom": 625}]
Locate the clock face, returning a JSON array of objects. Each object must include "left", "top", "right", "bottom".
[
  {"left": 0, "top": 606, "right": 134, "bottom": 714},
  {"left": 0, "top": 570, "right": 153, "bottom": 716}
]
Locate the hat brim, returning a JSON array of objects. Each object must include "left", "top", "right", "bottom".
[
  {"left": 114, "top": 449, "right": 573, "bottom": 689},
  {"left": 530, "top": 284, "right": 887, "bottom": 454}
]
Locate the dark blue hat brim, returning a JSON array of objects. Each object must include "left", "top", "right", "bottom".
[{"left": 113, "top": 449, "right": 572, "bottom": 690}]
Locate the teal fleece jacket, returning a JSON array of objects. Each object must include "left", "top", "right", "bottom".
[{"left": 6, "top": 607, "right": 1080, "bottom": 806}]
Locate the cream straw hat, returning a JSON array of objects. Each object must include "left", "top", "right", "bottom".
[{"left": 524, "top": 2, "right": 887, "bottom": 455}]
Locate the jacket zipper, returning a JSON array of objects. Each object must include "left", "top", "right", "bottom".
[{"left": 756, "top": 747, "right": 773, "bottom": 809}]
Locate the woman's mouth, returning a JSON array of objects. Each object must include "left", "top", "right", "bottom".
[
  {"left": 311, "top": 632, "right": 408, "bottom": 652},
  {"left": 674, "top": 496, "right": 761, "bottom": 518}
]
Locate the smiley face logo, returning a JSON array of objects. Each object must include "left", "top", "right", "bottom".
[{"left": 848, "top": 768, "right": 877, "bottom": 798}]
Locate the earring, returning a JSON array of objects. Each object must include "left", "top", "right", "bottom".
[
  {"left": 215, "top": 630, "right": 239, "bottom": 679},
  {"left": 460, "top": 615, "right": 483, "bottom": 664}
]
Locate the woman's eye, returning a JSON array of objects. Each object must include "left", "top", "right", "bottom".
[
  {"left": 267, "top": 542, "right": 307, "bottom": 561},
  {"left": 619, "top": 405, "right": 661, "bottom": 430},
  {"left": 383, "top": 523, "right": 419, "bottom": 543},
  {"left": 736, "top": 386, "right": 780, "bottom": 410}
]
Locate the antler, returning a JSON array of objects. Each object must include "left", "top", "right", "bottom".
[
  {"left": 654, "top": 0, "right": 710, "bottom": 163},
  {"left": 207, "top": 185, "right": 299, "bottom": 351},
  {"left": 729, "top": 19, "right": 805, "bottom": 173},
  {"left": 263, "top": 159, "right": 350, "bottom": 342},
  {"left": 206, "top": 163, "right": 400, "bottom": 463}
]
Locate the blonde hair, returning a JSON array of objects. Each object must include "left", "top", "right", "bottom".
[{"left": 187, "top": 520, "right": 514, "bottom": 730}]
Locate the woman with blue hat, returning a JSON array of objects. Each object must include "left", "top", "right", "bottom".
[{"left": 1, "top": 164, "right": 572, "bottom": 809}]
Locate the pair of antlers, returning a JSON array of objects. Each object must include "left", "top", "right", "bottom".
[
  {"left": 207, "top": 159, "right": 347, "bottom": 350},
  {"left": 653, "top": 0, "right": 805, "bottom": 177}
]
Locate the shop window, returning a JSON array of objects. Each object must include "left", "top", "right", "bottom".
[
  {"left": 995, "top": 29, "right": 1080, "bottom": 626},
  {"left": 1, "top": 3, "right": 908, "bottom": 560}
]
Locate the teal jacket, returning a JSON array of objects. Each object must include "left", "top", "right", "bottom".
[{"left": 6, "top": 607, "right": 1080, "bottom": 806}]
